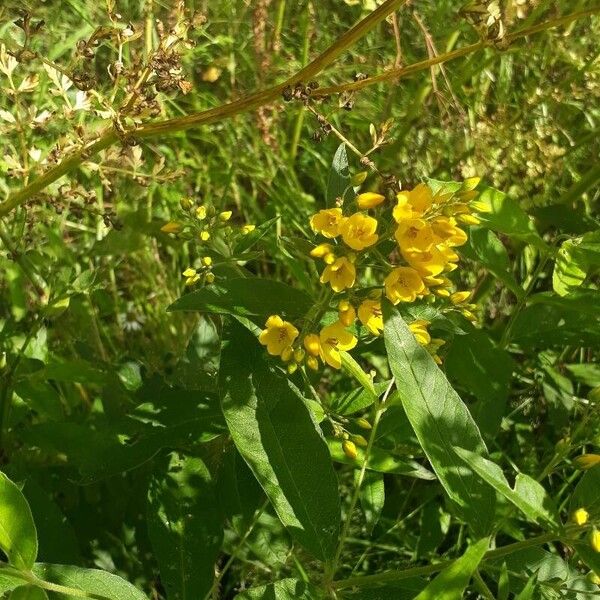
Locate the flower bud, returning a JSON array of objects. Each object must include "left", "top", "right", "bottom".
[
  {"left": 306, "top": 356, "right": 319, "bottom": 371},
  {"left": 356, "top": 418, "right": 372, "bottom": 430},
  {"left": 196, "top": 206, "right": 207, "bottom": 220},
  {"left": 180, "top": 197, "right": 193, "bottom": 210},
  {"left": 574, "top": 454, "right": 600, "bottom": 470},
  {"left": 351, "top": 434, "right": 368, "bottom": 448},
  {"left": 205, "top": 272, "right": 215, "bottom": 284},
  {"left": 160, "top": 221, "right": 182, "bottom": 234},
  {"left": 287, "top": 362, "right": 298, "bottom": 374},
  {"left": 572, "top": 508, "right": 589, "bottom": 526},
  {"left": 242, "top": 224, "right": 256, "bottom": 234},
  {"left": 219, "top": 210, "right": 233, "bottom": 222},
  {"left": 202, "top": 256, "right": 213, "bottom": 267},
  {"left": 591, "top": 529, "right": 600, "bottom": 553},
  {"left": 351, "top": 171, "right": 368, "bottom": 186},
  {"left": 342, "top": 440, "right": 358, "bottom": 460},
  {"left": 450, "top": 291, "right": 471, "bottom": 305},
  {"left": 303, "top": 334, "right": 321, "bottom": 357},
  {"left": 357, "top": 192, "right": 385, "bottom": 209},
  {"left": 310, "top": 243, "right": 334, "bottom": 259},
  {"left": 281, "top": 347, "right": 294, "bottom": 362},
  {"left": 294, "top": 348, "right": 305, "bottom": 363},
  {"left": 457, "top": 214, "right": 481, "bottom": 226}
]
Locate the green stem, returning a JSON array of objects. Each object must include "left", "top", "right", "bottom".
[
  {"left": 333, "top": 530, "right": 563, "bottom": 590},
  {"left": 328, "top": 379, "right": 395, "bottom": 584}
]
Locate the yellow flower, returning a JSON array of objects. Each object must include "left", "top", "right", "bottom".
[
  {"left": 431, "top": 217, "right": 468, "bottom": 247},
  {"left": 310, "top": 243, "right": 335, "bottom": 262},
  {"left": 310, "top": 208, "right": 345, "bottom": 238},
  {"left": 395, "top": 218, "right": 437, "bottom": 253},
  {"left": 338, "top": 300, "right": 356, "bottom": 326},
  {"left": 241, "top": 224, "right": 256, "bottom": 234},
  {"left": 384, "top": 266, "right": 425, "bottom": 303},
  {"left": 200, "top": 230, "right": 210, "bottom": 241},
  {"left": 182, "top": 267, "right": 200, "bottom": 286},
  {"left": 396, "top": 183, "right": 433, "bottom": 217},
  {"left": 574, "top": 454, "right": 600, "bottom": 470},
  {"left": 592, "top": 529, "right": 600, "bottom": 553},
  {"left": 258, "top": 315, "right": 299, "bottom": 357},
  {"left": 320, "top": 257, "right": 356, "bottom": 293},
  {"left": 219, "top": 210, "right": 232, "bottom": 221},
  {"left": 196, "top": 206, "right": 207, "bottom": 220},
  {"left": 358, "top": 299, "right": 383, "bottom": 335},
  {"left": 303, "top": 334, "right": 321, "bottom": 357},
  {"left": 409, "top": 320, "right": 431, "bottom": 346},
  {"left": 357, "top": 192, "right": 385, "bottom": 209},
  {"left": 161, "top": 221, "right": 182, "bottom": 234},
  {"left": 403, "top": 247, "right": 447, "bottom": 277},
  {"left": 450, "top": 291, "right": 471, "bottom": 305},
  {"left": 319, "top": 321, "right": 357, "bottom": 369},
  {"left": 393, "top": 194, "right": 414, "bottom": 223},
  {"left": 202, "top": 256, "right": 212, "bottom": 267},
  {"left": 340, "top": 212, "right": 379, "bottom": 251},
  {"left": 572, "top": 508, "right": 589, "bottom": 526}
]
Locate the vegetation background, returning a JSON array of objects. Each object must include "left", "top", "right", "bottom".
[{"left": 0, "top": 0, "right": 598, "bottom": 599}]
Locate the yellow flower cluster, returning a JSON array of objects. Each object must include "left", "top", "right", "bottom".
[
  {"left": 308, "top": 181, "right": 486, "bottom": 317},
  {"left": 258, "top": 179, "right": 486, "bottom": 372}
]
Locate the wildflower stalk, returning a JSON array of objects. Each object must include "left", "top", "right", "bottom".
[
  {"left": 326, "top": 378, "right": 396, "bottom": 588},
  {"left": 0, "top": 6, "right": 595, "bottom": 217}
]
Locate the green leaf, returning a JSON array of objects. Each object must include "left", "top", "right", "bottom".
[
  {"left": 0, "top": 472, "right": 38, "bottom": 570},
  {"left": 570, "top": 464, "right": 600, "bottom": 518},
  {"left": 147, "top": 452, "right": 223, "bottom": 600},
  {"left": 31, "top": 564, "right": 148, "bottom": 600},
  {"left": 510, "top": 291, "right": 600, "bottom": 347},
  {"left": 453, "top": 447, "right": 558, "bottom": 526},
  {"left": 553, "top": 230, "right": 600, "bottom": 296},
  {"left": 340, "top": 351, "right": 377, "bottom": 397},
  {"left": 9, "top": 585, "right": 49, "bottom": 600},
  {"left": 565, "top": 363, "right": 600, "bottom": 388},
  {"left": 21, "top": 384, "right": 224, "bottom": 484},
  {"left": 330, "top": 381, "right": 391, "bottom": 416},
  {"left": 382, "top": 303, "right": 495, "bottom": 535},
  {"left": 340, "top": 579, "right": 427, "bottom": 599},
  {"left": 413, "top": 537, "right": 489, "bottom": 600},
  {"left": 168, "top": 278, "right": 313, "bottom": 323},
  {"left": 216, "top": 446, "right": 264, "bottom": 535},
  {"left": 21, "top": 479, "right": 80, "bottom": 564},
  {"left": 460, "top": 227, "right": 523, "bottom": 298},
  {"left": 445, "top": 330, "right": 514, "bottom": 439},
  {"left": 219, "top": 321, "right": 340, "bottom": 561},
  {"left": 358, "top": 471, "right": 385, "bottom": 534},
  {"left": 235, "top": 578, "right": 321, "bottom": 599},
  {"left": 326, "top": 143, "right": 350, "bottom": 206},
  {"left": 477, "top": 187, "right": 547, "bottom": 250},
  {"left": 326, "top": 438, "right": 434, "bottom": 479}
]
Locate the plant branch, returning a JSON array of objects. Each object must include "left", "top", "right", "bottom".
[
  {"left": 1, "top": 4, "right": 597, "bottom": 218},
  {"left": 333, "top": 528, "right": 584, "bottom": 590},
  {"left": 0, "top": 0, "right": 408, "bottom": 216}
]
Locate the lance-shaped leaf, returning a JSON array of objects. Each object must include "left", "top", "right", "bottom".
[
  {"left": 454, "top": 447, "right": 558, "bottom": 527},
  {"left": 0, "top": 472, "right": 38, "bottom": 570},
  {"left": 147, "top": 453, "right": 223, "bottom": 600},
  {"left": 219, "top": 321, "right": 340, "bottom": 561},
  {"left": 414, "top": 537, "right": 489, "bottom": 600},
  {"left": 382, "top": 303, "right": 495, "bottom": 535}
]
